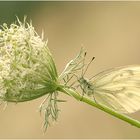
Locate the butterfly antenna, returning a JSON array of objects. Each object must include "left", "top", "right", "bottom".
[
  {"left": 81, "top": 52, "right": 87, "bottom": 76},
  {"left": 83, "top": 56, "right": 95, "bottom": 76}
]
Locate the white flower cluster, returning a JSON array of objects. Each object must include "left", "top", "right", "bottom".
[{"left": 0, "top": 19, "right": 58, "bottom": 102}]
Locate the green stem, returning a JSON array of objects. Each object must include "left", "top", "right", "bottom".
[{"left": 58, "top": 87, "right": 140, "bottom": 128}]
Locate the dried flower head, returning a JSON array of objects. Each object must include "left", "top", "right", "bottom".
[{"left": 0, "top": 18, "right": 59, "bottom": 103}]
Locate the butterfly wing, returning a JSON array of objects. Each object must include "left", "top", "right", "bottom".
[{"left": 92, "top": 65, "right": 140, "bottom": 114}]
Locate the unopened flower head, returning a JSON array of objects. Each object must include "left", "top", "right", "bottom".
[{"left": 0, "top": 18, "right": 58, "bottom": 102}]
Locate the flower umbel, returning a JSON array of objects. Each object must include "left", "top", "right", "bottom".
[{"left": 0, "top": 19, "right": 59, "bottom": 102}]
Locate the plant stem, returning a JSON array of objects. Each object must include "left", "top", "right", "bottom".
[{"left": 58, "top": 87, "right": 140, "bottom": 128}]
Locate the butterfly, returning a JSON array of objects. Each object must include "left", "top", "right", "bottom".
[
  {"left": 78, "top": 65, "right": 140, "bottom": 114},
  {"left": 60, "top": 49, "right": 140, "bottom": 114}
]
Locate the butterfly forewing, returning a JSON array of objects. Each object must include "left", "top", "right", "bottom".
[{"left": 92, "top": 65, "right": 140, "bottom": 114}]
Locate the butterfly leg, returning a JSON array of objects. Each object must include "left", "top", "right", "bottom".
[
  {"left": 80, "top": 91, "right": 84, "bottom": 101},
  {"left": 87, "top": 85, "right": 98, "bottom": 104},
  {"left": 92, "top": 91, "right": 98, "bottom": 104},
  {"left": 79, "top": 85, "right": 87, "bottom": 101}
]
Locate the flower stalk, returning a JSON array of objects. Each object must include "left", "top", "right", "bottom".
[{"left": 58, "top": 86, "right": 140, "bottom": 128}]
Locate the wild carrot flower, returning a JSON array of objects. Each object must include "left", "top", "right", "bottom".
[{"left": 0, "top": 19, "right": 59, "bottom": 103}]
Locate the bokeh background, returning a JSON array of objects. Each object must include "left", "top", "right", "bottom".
[{"left": 0, "top": 1, "right": 140, "bottom": 138}]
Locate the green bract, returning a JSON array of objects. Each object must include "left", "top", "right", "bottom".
[{"left": 0, "top": 19, "right": 58, "bottom": 102}]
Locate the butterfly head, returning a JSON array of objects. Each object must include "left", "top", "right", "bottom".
[{"left": 78, "top": 77, "right": 86, "bottom": 84}]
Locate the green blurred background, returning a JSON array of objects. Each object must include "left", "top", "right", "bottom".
[{"left": 0, "top": 1, "right": 140, "bottom": 138}]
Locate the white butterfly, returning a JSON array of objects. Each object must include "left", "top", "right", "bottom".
[
  {"left": 60, "top": 49, "right": 140, "bottom": 114},
  {"left": 78, "top": 65, "right": 140, "bottom": 114}
]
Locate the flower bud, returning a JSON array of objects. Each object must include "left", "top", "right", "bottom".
[{"left": 0, "top": 19, "right": 59, "bottom": 102}]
